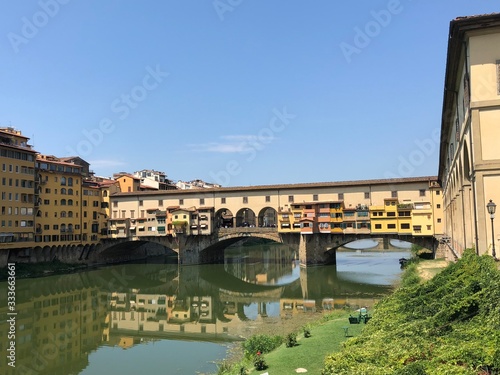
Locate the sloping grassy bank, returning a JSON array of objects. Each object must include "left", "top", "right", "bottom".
[
  {"left": 323, "top": 249, "right": 500, "bottom": 374},
  {"left": 214, "top": 311, "right": 367, "bottom": 375}
]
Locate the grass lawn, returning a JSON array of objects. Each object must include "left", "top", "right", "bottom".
[{"left": 248, "top": 314, "right": 366, "bottom": 375}]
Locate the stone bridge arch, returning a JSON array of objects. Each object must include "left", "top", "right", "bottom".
[
  {"left": 311, "top": 234, "right": 438, "bottom": 266},
  {"left": 88, "top": 238, "right": 178, "bottom": 265}
]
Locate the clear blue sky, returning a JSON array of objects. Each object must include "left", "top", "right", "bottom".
[{"left": 0, "top": 1, "right": 497, "bottom": 187}]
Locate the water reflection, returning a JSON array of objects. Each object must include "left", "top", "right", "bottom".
[{"left": 0, "top": 246, "right": 408, "bottom": 375}]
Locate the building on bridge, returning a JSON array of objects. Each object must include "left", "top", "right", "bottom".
[
  {"left": 107, "top": 176, "right": 443, "bottom": 240},
  {"left": 438, "top": 13, "right": 500, "bottom": 257}
]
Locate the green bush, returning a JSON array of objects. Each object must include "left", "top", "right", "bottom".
[
  {"left": 253, "top": 353, "right": 267, "bottom": 371},
  {"left": 322, "top": 249, "right": 500, "bottom": 375},
  {"left": 303, "top": 324, "right": 312, "bottom": 338},
  {"left": 242, "top": 334, "right": 282, "bottom": 358},
  {"left": 285, "top": 332, "right": 297, "bottom": 347}
]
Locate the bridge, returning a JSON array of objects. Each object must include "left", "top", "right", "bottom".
[{"left": 88, "top": 226, "right": 439, "bottom": 267}]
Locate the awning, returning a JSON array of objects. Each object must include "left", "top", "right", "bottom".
[{"left": 129, "top": 226, "right": 136, "bottom": 230}]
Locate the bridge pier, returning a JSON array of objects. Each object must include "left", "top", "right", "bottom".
[{"left": 299, "top": 234, "right": 337, "bottom": 267}]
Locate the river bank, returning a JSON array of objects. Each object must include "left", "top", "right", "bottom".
[{"left": 212, "top": 257, "right": 457, "bottom": 374}]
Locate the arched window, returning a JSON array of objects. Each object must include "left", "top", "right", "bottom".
[
  {"left": 68, "top": 211, "right": 73, "bottom": 218},
  {"left": 103, "top": 190, "right": 108, "bottom": 197},
  {"left": 61, "top": 188, "right": 67, "bottom": 195},
  {"left": 68, "top": 189, "right": 73, "bottom": 195},
  {"left": 68, "top": 199, "right": 73, "bottom": 206},
  {"left": 60, "top": 211, "right": 66, "bottom": 218},
  {"left": 68, "top": 177, "right": 73, "bottom": 186},
  {"left": 61, "top": 224, "right": 66, "bottom": 232},
  {"left": 60, "top": 177, "right": 66, "bottom": 186},
  {"left": 61, "top": 199, "right": 67, "bottom": 206}
]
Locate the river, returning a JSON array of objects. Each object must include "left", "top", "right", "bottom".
[{"left": 0, "top": 242, "right": 410, "bottom": 375}]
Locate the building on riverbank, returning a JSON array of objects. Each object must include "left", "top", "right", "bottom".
[
  {"left": 438, "top": 13, "right": 500, "bottom": 256},
  {"left": 0, "top": 127, "right": 37, "bottom": 247}
]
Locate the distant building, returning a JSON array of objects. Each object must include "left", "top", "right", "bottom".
[
  {"left": 176, "top": 179, "right": 221, "bottom": 190},
  {"left": 438, "top": 13, "right": 500, "bottom": 256},
  {"left": 133, "top": 169, "right": 176, "bottom": 190}
]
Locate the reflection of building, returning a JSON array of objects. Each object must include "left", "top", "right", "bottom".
[{"left": 0, "top": 285, "right": 108, "bottom": 375}]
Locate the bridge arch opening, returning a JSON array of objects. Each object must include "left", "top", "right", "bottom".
[
  {"left": 235, "top": 208, "right": 256, "bottom": 227},
  {"left": 215, "top": 208, "right": 234, "bottom": 228},
  {"left": 257, "top": 207, "right": 277, "bottom": 227}
]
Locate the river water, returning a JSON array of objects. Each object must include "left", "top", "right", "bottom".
[{"left": 0, "top": 243, "right": 410, "bottom": 375}]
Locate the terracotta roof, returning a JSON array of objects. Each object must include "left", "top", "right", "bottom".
[{"left": 111, "top": 176, "right": 439, "bottom": 198}]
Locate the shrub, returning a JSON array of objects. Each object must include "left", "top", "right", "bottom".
[
  {"left": 242, "top": 334, "right": 282, "bottom": 358},
  {"left": 253, "top": 352, "right": 267, "bottom": 371},
  {"left": 285, "top": 332, "right": 298, "bottom": 347},
  {"left": 303, "top": 324, "right": 312, "bottom": 338}
]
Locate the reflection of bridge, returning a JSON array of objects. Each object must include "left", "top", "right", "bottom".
[{"left": 91, "top": 226, "right": 438, "bottom": 267}]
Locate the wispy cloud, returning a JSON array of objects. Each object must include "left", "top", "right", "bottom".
[
  {"left": 189, "top": 134, "right": 277, "bottom": 153},
  {"left": 88, "top": 159, "right": 127, "bottom": 168}
]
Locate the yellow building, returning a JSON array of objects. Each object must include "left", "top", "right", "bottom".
[
  {"left": 114, "top": 173, "right": 141, "bottom": 193},
  {"left": 438, "top": 13, "right": 500, "bottom": 256},
  {"left": 0, "top": 127, "right": 37, "bottom": 250}
]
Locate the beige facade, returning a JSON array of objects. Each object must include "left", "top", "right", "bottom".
[
  {"left": 109, "top": 177, "right": 443, "bottom": 238},
  {"left": 438, "top": 14, "right": 500, "bottom": 256},
  {"left": 0, "top": 128, "right": 37, "bottom": 248}
]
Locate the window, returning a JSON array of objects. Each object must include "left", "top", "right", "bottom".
[
  {"left": 130, "top": 210, "right": 135, "bottom": 218},
  {"left": 391, "top": 191, "right": 398, "bottom": 198},
  {"left": 288, "top": 195, "right": 293, "bottom": 203},
  {"left": 158, "top": 200, "right": 163, "bottom": 206},
  {"left": 179, "top": 199, "right": 184, "bottom": 205},
  {"left": 243, "top": 197, "right": 248, "bottom": 204},
  {"left": 387, "top": 224, "right": 396, "bottom": 229},
  {"left": 401, "top": 223, "right": 410, "bottom": 229},
  {"left": 437, "top": 204, "right": 441, "bottom": 209},
  {"left": 200, "top": 198, "right": 205, "bottom": 205},
  {"left": 419, "top": 189, "right": 426, "bottom": 197},
  {"left": 113, "top": 201, "right": 118, "bottom": 207},
  {"left": 265, "top": 196, "right": 270, "bottom": 203},
  {"left": 60, "top": 177, "right": 66, "bottom": 186},
  {"left": 437, "top": 218, "right": 442, "bottom": 223},
  {"left": 221, "top": 197, "right": 226, "bottom": 204},
  {"left": 313, "top": 194, "right": 318, "bottom": 201},
  {"left": 364, "top": 192, "right": 370, "bottom": 199},
  {"left": 375, "top": 224, "right": 382, "bottom": 229},
  {"left": 139, "top": 200, "right": 143, "bottom": 206},
  {"left": 338, "top": 193, "right": 344, "bottom": 200},
  {"left": 387, "top": 212, "right": 396, "bottom": 217},
  {"left": 436, "top": 191, "right": 440, "bottom": 195}
]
